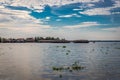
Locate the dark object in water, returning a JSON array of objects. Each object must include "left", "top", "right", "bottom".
[
  {"left": 72, "top": 40, "right": 89, "bottom": 43},
  {"left": 52, "top": 64, "right": 85, "bottom": 72},
  {"left": 63, "top": 46, "right": 66, "bottom": 48},
  {"left": 66, "top": 53, "right": 69, "bottom": 55},
  {"left": 67, "top": 50, "right": 71, "bottom": 52},
  {"left": 59, "top": 74, "right": 62, "bottom": 78},
  {"left": 38, "top": 40, "right": 70, "bottom": 43},
  {"left": 52, "top": 67, "right": 64, "bottom": 71},
  {"left": 115, "top": 47, "right": 120, "bottom": 49}
]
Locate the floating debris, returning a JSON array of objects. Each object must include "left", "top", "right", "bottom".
[
  {"left": 105, "top": 52, "right": 108, "bottom": 54},
  {"left": 52, "top": 67, "right": 64, "bottom": 71},
  {"left": 56, "top": 46, "right": 59, "bottom": 48},
  {"left": 69, "top": 69, "right": 73, "bottom": 72},
  {"left": 67, "top": 50, "right": 71, "bottom": 52},
  {"left": 62, "top": 46, "right": 66, "bottom": 48},
  {"left": 66, "top": 53, "right": 69, "bottom": 55},
  {"left": 59, "top": 74, "right": 62, "bottom": 78},
  {"left": 115, "top": 47, "right": 120, "bottom": 49},
  {"left": 52, "top": 61, "right": 85, "bottom": 72},
  {"left": 52, "top": 45, "right": 85, "bottom": 77},
  {"left": 72, "top": 65, "right": 84, "bottom": 70}
]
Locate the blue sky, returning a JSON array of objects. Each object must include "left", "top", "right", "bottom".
[{"left": 0, "top": 0, "right": 120, "bottom": 40}]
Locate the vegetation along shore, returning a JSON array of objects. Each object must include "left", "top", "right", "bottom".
[{"left": 0, "top": 37, "right": 89, "bottom": 43}]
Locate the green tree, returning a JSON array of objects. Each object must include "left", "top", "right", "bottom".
[
  {"left": 51, "top": 37, "right": 55, "bottom": 40},
  {"left": 0, "top": 37, "right": 1, "bottom": 43},
  {"left": 39, "top": 37, "right": 44, "bottom": 40},
  {"left": 56, "top": 37, "right": 60, "bottom": 40},
  {"left": 35, "top": 37, "right": 39, "bottom": 42}
]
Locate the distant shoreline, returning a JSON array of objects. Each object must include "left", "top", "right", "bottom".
[
  {"left": 0, "top": 40, "right": 89, "bottom": 43},
  {"left": 0, "top": 37, "right": 120, "bottom": 43},
  {"left": 0, "top": 40, "right": 120, "bottom": 43},
  {"left": 0, "top": 37, "right": 89, "bottom": 43},
  {"left": 89, "top": 40, "right": 120, "bottom": 42}
]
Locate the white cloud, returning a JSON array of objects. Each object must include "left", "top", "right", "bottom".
[
  {"left": 1, "top": 27, "right": 119, "bottom": 40},
  {"left": 78, "top": 0, "right": 100, "bottom": 3},
  {"left": 64, "top": 22, "right": 100, "bottom": 29},
  {"left": 113, "top": 0, "right": 120, "bottom": 8},
  {"left": 0, "top": 7, "right": 39, "bottom": 23},
  {"left": 0, "top": 0, "right": 100, "bottom": 11},
  {"left": 59, "top": 0, "right": 100, "bottom": 5},
  {"left": 0, "top": 27, "right": 52, "bottom": 38},
  {"left": 80, "top": 8, "right": 111, "bottom": 16},
  {"left": 73, "top": 8, "right": 83, "bottom": 11},
  {"left": 45, "top": 17, "right": 51, "bottom": 20},
  {"left": 0, "top": 23, "right": 51, "bottom": 37},
  {"left": 1, "top": 0, "right": 119, "bottom": 17},
  {"left": 102, "top": 27, "right": 120, "bottom": 32},
  {"left": 79, "top": 0, "right": 120, "bottom": 16},
  {"left": 86, "top": 3, "right": 95, "bottom": 7},
  {"left": 101, "top": 27, "right": 120, "bottom": 39},
  {"left": 0, "top": 0, "right": 120, "bottom": 40},
  {"left": 59, "top": 14, "right": 73, "bottom": 18},
  {"left": 59, "top": 14, "right": 81, "bottom": 18},
  {"left": 0, "top": 2, "right": 52, "bottom": 35},
  {"left": 112, "top": 12, "right": 120, "bottom": 14},
  {"left": 0, "top": 5, "right": 47, "bottom": 28}
]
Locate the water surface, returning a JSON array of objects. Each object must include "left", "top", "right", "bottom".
[{"left": 0, "top": 42, "right": 120, "bottom": 80}]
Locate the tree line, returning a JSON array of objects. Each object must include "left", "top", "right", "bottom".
[{"left": 0, "top": 37, "right": 66, "bottom": 43}]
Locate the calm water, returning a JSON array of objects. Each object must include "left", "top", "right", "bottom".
[{"left": 0, "top": 42, "right": 120, "bottom": 80}]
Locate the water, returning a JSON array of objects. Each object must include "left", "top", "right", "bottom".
[{"left": 0, "top": 42, "right": 120, "bottom": 80}]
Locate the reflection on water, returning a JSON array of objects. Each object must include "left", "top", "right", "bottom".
[{"left": 0, "top": 42, "right": 120, "bottom": 80}]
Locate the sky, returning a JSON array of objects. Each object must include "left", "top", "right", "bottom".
[{"left": 0, "top": 0, "right": 120, "bottom": 40}]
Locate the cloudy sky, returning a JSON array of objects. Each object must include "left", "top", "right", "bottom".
[{"left": 0, "top": 0, "right": 120, "bottom": 40}]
